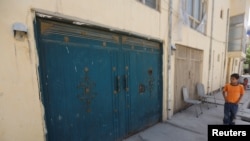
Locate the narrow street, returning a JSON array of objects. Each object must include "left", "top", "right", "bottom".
[{"left": 124, "top": 90, "right": 250, "bottom": 141}]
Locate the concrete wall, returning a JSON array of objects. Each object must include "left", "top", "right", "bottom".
[
  {"left": 171, "top": 0, "right": 230, "bottom": 93},
  {"left": 227, "top": 0, "right": 250, "bottom": 78},
  {"left": 0, "top": 0, "right": 169, "bottom": 140},
  {"left": 209, "top": 0, "right": 230, "bottom": 90},
  {"left": 230, "top": 0, "right": 250, "bottom": 16}
]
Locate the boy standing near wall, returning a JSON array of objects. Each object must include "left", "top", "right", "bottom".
[{"left": 222, "top": 73, "right": 245, "bottom": 125}]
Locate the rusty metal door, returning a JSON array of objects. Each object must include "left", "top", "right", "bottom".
[
  {"left": 35, "top": 18, "right": 162, "bottom": 141},
  {"left": 121, "top": 36, "right": 162, "bottom": 135},
  {"left": 36, "top": 19, "right": 120, "bottom": 141},
  {"left": 174, "top": 45, "right": 202, "bottom": 113}
]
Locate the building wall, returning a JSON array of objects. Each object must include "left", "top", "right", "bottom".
[
  {"left": 0, "top": 0, "right": 170, "bottom": 140},
  {"left": 171, "top": 0, "right": 230, "bottom": 94},
  {"left": 230, "top": 0, "right": 249, "bottom": 16},
  {"left": 1, "top": 0, "right": 248, "bottom": 140},
  {"left": 227, "top": 0, "right": 250, "bottom": 79}
]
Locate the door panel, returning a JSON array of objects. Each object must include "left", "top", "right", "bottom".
[
  {"left": 41, "top": 39, "right": 116, "bottom": 141},
  {"left": 174, "top": 45, "right": 202, "bottom": 113},
  {"left": 36, "top": 19, "right": 162, "bottom": 141},
  {"left": 128, "top": 51, "right": 162, "bottom": 132},
  {"left": 122, "top": 36, "right": 162, "bottom": 134}
]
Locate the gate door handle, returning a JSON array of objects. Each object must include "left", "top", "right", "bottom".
[
  {"left": 116, "top": 76, "right": 120, "bottom": 93},
  {"left": 124, "top": 75, "right": 129, "bottom": 92}
]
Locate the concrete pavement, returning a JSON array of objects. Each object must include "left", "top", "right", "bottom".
[{"left": 123, "top": 89, "right": 250, "bottom": 141}]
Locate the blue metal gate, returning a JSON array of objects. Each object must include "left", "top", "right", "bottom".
[{"left": 35, "top": 18, "right": 162, "bottom": 141}]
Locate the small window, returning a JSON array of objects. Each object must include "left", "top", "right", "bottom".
[
  {"left": 138, "top": 0, "right": 160, "bottom": 10},
  {"left": 220, "top": 9, "right": 223, "bottom": 19}
]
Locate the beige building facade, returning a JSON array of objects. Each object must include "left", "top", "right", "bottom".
[
  {"left": 171, "top": 0, "right": 230, "bottom": 114},
  {"left": 226, "top": 0, "right": 250, "bottom": 82},
  {"left": 0, "top": 0, "right": 249, "bottom": 141}
]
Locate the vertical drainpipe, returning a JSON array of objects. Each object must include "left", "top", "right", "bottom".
[
  {"left": 207, "top": 0, "right": 214, "bottom": 94},
  {"left": 167, "top": 0, "right": 173, "bottom": 120},
  {"left": 223, "top": 9, "right": 230, "bottom": 88}
]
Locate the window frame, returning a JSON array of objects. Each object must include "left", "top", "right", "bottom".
[
  {"left": 138, "top": 0, "right": 160, "bottom": 11},
  {"left": 184, "top": 0, "right": 207, "bottom": 33}
]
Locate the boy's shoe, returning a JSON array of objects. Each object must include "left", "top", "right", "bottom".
[{"left": 230, "top": 122, "right": 235, "bottom": 125}]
